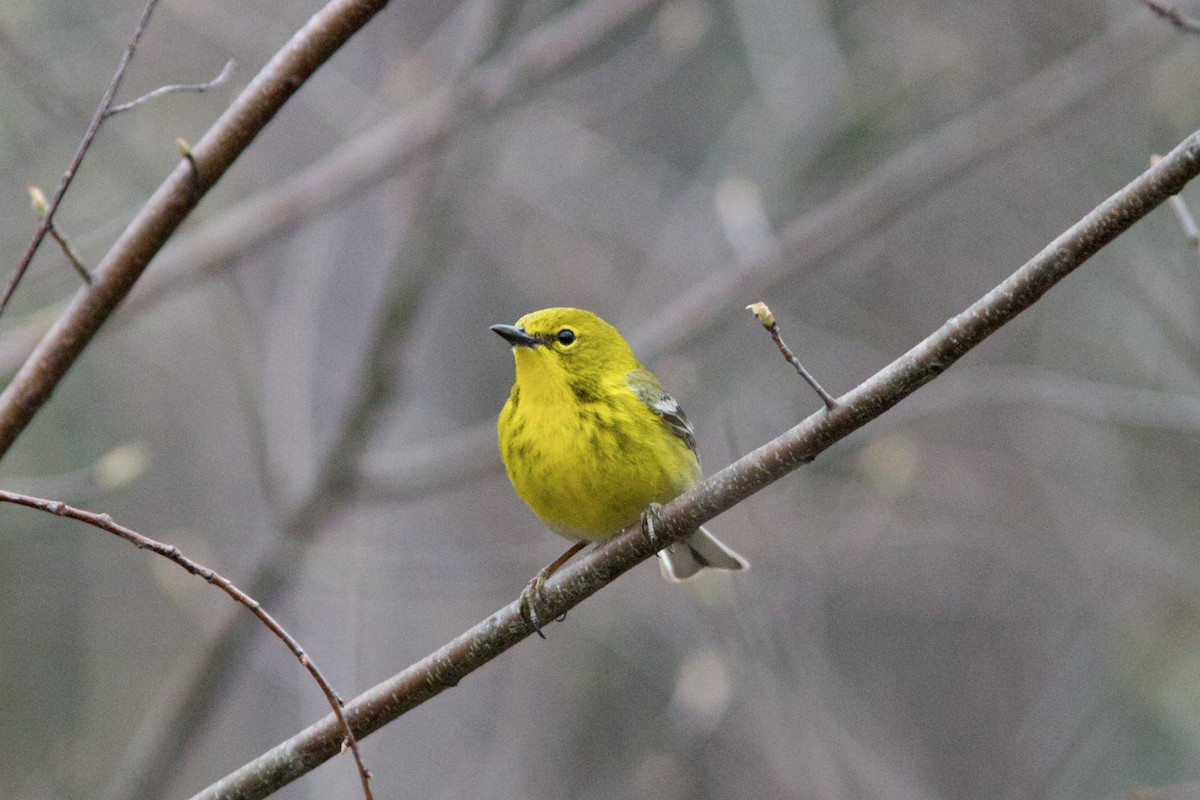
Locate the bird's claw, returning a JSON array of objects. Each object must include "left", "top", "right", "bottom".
[
  {"left": 641, "top": 503, "right": 665, "bottom": 551},
  {"left": 519, "top": 568, "right": 555, "bottom": 639}
]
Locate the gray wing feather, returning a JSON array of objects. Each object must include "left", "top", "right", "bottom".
[{"left": 628, "top": 369, "right": 697, "bottom": 455}]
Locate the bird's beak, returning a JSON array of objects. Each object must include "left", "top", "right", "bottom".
[{"left": 491, "top": 324, "right": 541, "bottom": 348}]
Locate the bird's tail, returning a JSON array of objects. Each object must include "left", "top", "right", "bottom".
[{"left": 659, "top": 526, "right": 748, "bottom": 582}]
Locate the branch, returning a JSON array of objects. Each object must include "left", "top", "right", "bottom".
[
  {"left": 27, "top": 185, "right": 91, "bottom": 284},
  {"left": 746, "top": 301, "right": 838, "bottom": 409},
  {"left": 0, "top": 490, "right": 373, "bottom": 800},
  {"left": 0, "top": 0, "right": 392, "bottom": 458},
  {"left": 1, "top": 0, "right": 160, "bottom": 313},
  {"left": 105, "top": 59, "right": 235, "bottom": 116},
  {"left": 188, "top": 127, "right": 1200, "bottom": 800}
]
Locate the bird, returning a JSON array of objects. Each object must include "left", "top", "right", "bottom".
[{"left": 492, "top": 307, "right": 747, "bottom": 617}]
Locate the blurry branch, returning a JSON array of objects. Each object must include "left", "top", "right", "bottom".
[
  {"left": 2, "top": 440, "right": 148, "bottom": 500},
  {"left": 0, "top": 0, "right": 393, "bottom": 457},
  {"left": 629, "top": 15, "right": 1166, "bottom": 360},
  {"left": 881, "top": 366, "right": 1200, "bottom": 432},
  {"left": 107, "top": 210, "right": 430, "bottom": 796},
  {"left": 108, "top": 4, "right": 671, "bottom": 798},
  {"left": 0, "top": 490, "right": 375, "bottom": 800},
  {"left": 1165, "top": 189, "right": 1200, "bottom": 255},
  {"left": 105, "top": 59, "right": 235, "bottom": 116},
  {"left": 355, "top": 421, "right": 500, "bottom": 505},
  {"left": 1139, "top": 0, "right": 1200, "bottom": 34},
  {"left": 189, "top": 125, "right": 1200, "bottom": 800},
  {"left": 1107, "top": 782, "right": 1200, "bottom": 800},
  {"left": 2, "top": 0, "right": 162, "bottom": 313},
  {"left": 0, "top": 25, "right": 88, "bottom": 122},
  {"left": 1130, "top": 155, "right": 1200, "bottom": 370}
]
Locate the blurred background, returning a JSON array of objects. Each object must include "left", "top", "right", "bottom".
[{"left": 2, "top": 0, "right": 1200, "bottom": 798}]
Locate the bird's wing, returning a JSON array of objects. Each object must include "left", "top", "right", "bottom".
[{"left": 627, "top": 369, "right": 697, "bottom": 456}]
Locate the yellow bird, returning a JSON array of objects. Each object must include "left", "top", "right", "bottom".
[{"left": 492, "top": 307, "right": 747, "bottom": 587}]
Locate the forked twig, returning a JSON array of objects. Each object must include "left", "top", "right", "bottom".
[
  {"left": 28, "top": 185, "right": 91, "bottom": 284},
  {"left": 2, "top": 0, "right": 161, "bottom": 314},
  {"left": 3, "top": 7, "right": 233, "bottom": 313},
  {"left": 0, "top": 490, "right": 374, "bottom": 800}
]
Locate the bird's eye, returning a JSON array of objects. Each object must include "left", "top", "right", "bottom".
[{"left": 556, "top": 329, "right": 576, "bottom": 346}]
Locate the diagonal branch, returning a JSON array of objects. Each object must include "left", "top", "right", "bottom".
[
  {"left": 0, "top": 0, "right": 392, "bottom": 458},
  {"left": 1139, "top": 0, "right": 1200, "bottom": 34},
  {"left": 187, "top": 126, "right": 1200, "bottom": 800}
]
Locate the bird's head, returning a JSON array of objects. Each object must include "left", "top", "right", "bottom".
[{"left": 491, "top": 308, "right": 640, "bottom": 389}]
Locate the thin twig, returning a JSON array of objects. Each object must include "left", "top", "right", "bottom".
[
  {"left": 1166, "top": 192, "right": 1200, "bottom": 249},
  {"left": 0, "top": 490, "right": 374, "bottom": 800},
  {"left": 1, "top": 0, "right": 160, "bottom": 315},
  {"left": 46, "top": 225, "right": 92, "bottom": 284},
  {"left": 28, "top": 185, "right": 91, "bottom": 284},
  {"left": 105, "top": 59, "right": 235, "bottom": 116},
  {"left": 189, "top": 123, "right": 1200, "bottom": 800},
  {"left": 1169, "top": 193, "right": 1200, "bottom": 241},
  {"left": 746, "top": 301, "right": 838, "bottom": 409},
  {"left": 1139, "top": 0, "right": 1200, "bottom": 34}
]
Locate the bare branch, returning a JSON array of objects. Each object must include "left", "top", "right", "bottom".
[
  {"left": 105, "top": 59, "right": 235, "bottom": 116},
  {"left": 0, "top": 490, "right": 374, "bottom": 800},
  {"left": 45, "top": 224, "right": 91, "bottom": 284},
  {"left": 188, "top": 124, "right": 1200, "bottom": 800},
  {"left": 746, "top": 301, "right": 838, "bottom": 409},
  {"left": 2, "top": 0, "right": 160, "bottom": 313},
  {"left": 0, "top": 0, "right": 392, "bottom": 457}
]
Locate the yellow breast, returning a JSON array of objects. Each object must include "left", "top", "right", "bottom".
[{"left": 498, "top": 359, "right": 699, "bottom": 542}]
